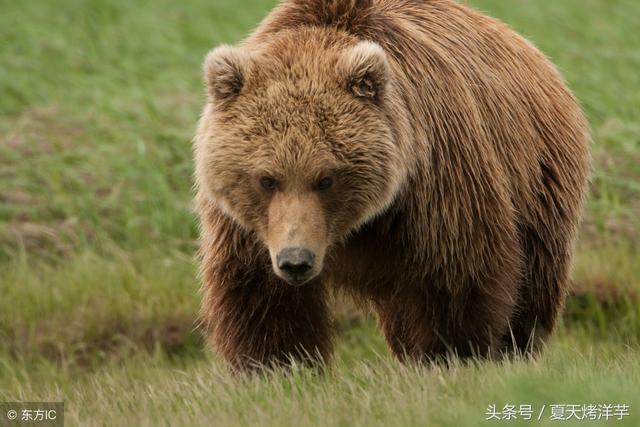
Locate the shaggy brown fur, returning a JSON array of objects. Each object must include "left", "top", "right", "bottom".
[{"left": 194, "top": 0, "right": 591, "bottom": 370}]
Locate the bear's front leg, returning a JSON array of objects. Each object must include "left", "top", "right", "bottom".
[
  {"left": 374, "top": 280, "right": 517, "bottom": 362},
  {"left": 198, "top": 206, "right": 333, "bottom": 371}
]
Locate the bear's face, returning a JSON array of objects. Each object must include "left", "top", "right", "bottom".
[{"left": 195, "top": 33, "right": 405, "bottom": 286}]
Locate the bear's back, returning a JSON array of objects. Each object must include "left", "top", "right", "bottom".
[{"left": 250, "top": 0, "right": 590, "bottom": 230}]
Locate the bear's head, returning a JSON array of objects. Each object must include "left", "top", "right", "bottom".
[{"left": 195, "top": 29, "right": 408, "bottom": 286}]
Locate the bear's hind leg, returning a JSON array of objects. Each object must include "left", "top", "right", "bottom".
[
  {"left": 506, "top": 224, "right": 571, "bottom": 355},
  {"left": 374, "top": 278, "right": 517, "bottom": 363}
]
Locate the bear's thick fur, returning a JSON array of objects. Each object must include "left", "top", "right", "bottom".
[{"left": 194, "top": 0, "right": 590, "bottom": 370}]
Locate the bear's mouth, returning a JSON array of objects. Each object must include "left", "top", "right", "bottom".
[
  {"left": 281, "top": 274, "right": 315, "bottom": 287},
  {"left": 274, "top": 267, "right": 320, "bottom": 286},
  {"left": 273, "top": 264, "right": 321, "bottom": 287}
]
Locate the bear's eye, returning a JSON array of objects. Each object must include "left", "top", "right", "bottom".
[
  {"left": 260, "top": 176, "right": 278, "bottom": 191},
  {"left": 315, "top": 177, "right": 333, "bottom": 191}
]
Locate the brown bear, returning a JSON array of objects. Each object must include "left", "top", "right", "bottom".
[{"left": 194, "top": 0, "right": 591, "bottom": 370}]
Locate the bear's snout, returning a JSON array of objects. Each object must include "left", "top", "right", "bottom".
[{"left": 276, "top": 247, "right": 316, "bottom": 285}]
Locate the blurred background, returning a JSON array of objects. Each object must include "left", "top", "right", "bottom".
[{"left": 0, "top": 0, "right": 638, "bottom": 425}]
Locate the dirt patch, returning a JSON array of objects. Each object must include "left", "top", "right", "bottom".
[
  {"left": 0, "top": 190, "right": 39, "bottom": 206},
  {"left": 565, "top": 278, "right": 639, "bottom": 327},
  {"left": 0, "top": 218, "right": 93, "bottom": 259},
  {"left": 0, "top": 105, "right": 85, "bottom": 158},
  {"left": 569, "top": 278, "right": 638, "bottom": 307},
  {"left": 2, "top": 316, "right": 205, "bottom": 369}
]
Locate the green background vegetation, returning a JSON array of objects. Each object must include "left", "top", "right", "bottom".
[{"left": 0, "top": 0, "right": 638, "bottom": 425}]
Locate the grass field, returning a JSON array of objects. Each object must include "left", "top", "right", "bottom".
[{"left": 1, "top": 0, "right": 639, "bottom": 425}]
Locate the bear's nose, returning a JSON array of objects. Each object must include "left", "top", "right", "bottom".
[{"left": 277, "top": 247, "right": 315, "bottom": 278}]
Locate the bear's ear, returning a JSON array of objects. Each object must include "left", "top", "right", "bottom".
[
  {"left": 338, "top": 41, "right": 390, "bottom": 101},
  {"left": 203, "top": 45, "right": 251, "bottom": 104}
]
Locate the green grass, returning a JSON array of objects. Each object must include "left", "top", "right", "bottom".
[
  {"left": 2, "top": 333, "right": 640, "bottom": 427},
  {"left": 1, "top": 0, "right": 639, "bottom": 425}
]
